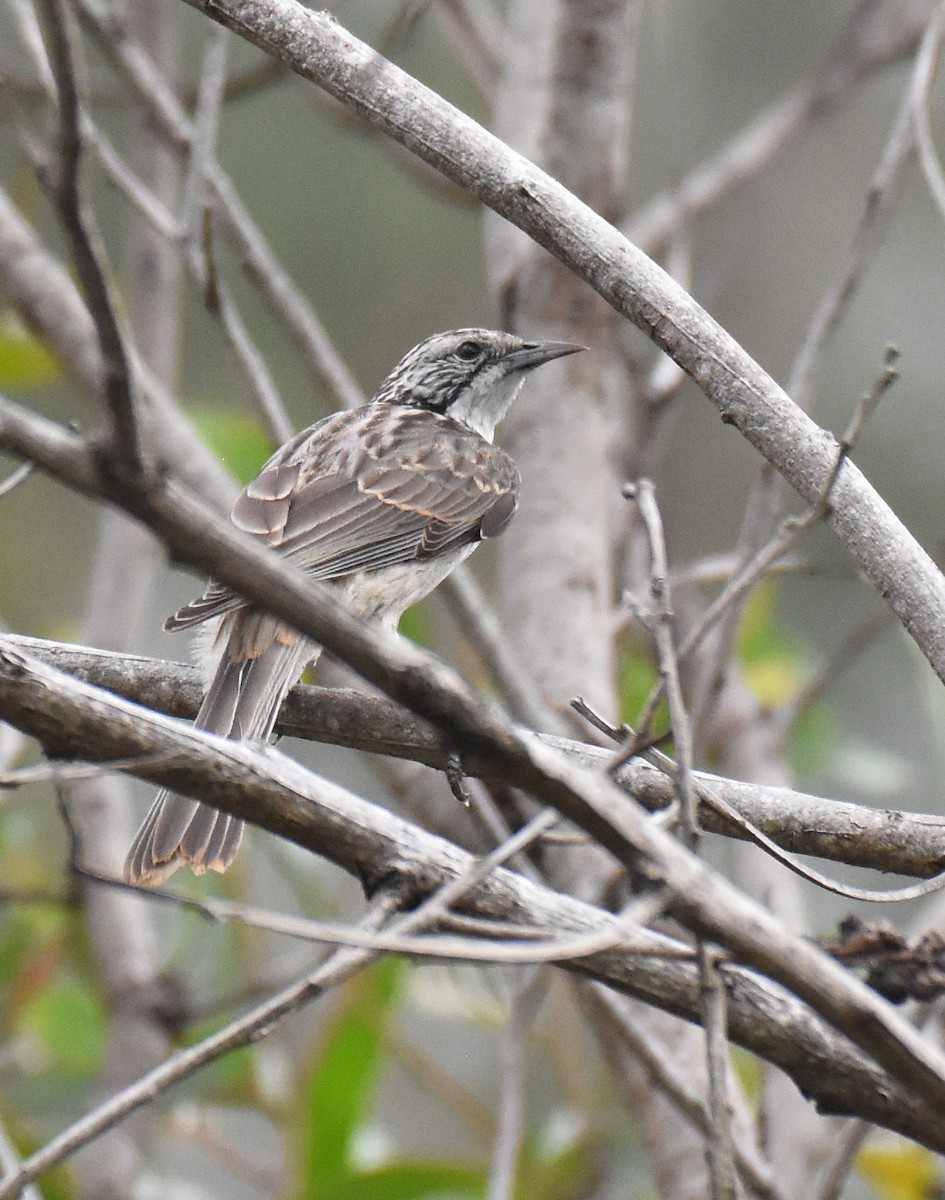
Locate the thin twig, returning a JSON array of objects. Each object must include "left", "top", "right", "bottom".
[
  {"left": 38, "top": 0, "right": 140, "bottom": 468},
  {"left": 583, "top": 986, "right": 782, "bottom": 1200},
  {"left": 488, "top": 969, "right": 548, "bottom": 1200},
  {"left": 626, "top": 0, "right": 930, "bottom": 254},
  {"left": 0, "top": 818, "right": 658, "bottom": 1195},
  {"left": 815, "top": 1120, "right": 871, "bottom": 1200},
  {"left": 787, "top": 4, "right": 945, "bottom": 408},
  {"left": 0, "top": 460, "right": 33, "bottom": 500},
  {"left": 178, "top": 24, "right": 228, "bottom": 236},
  {"left": 79, "top": 825, "right": 671, "bottom": 966},
  {"left": 577, "top": 693, "right": 945, "bottom": 906},
  {"left": 0, "top": 751, "right": 180, "bottom": 788},
  {"left": 180, "top": 24, "right": 294, "bottom": 443},
  {"left": 9, "top": 0, "right": 56, "bottom": 93},
  {"left": 698, "top": 944, "right": 738, "bottom": 1200},
  {"left": 625, "top": 348, "right": 900, "bottom": 751},
  {"left": 626, "top": 479, "right": 699, "bottom": 837},
  {"left": 441, "top": 565, "right": 552, "bottom": 730},
  {"left": 75, "top": 0, "right": 365, "bottom": 414},
  {"left": 0, "top": 1121, "right": 43, "bottom": 1200},
  {"left": 1, "top": 643, "right": 944, "bottom": 1147},
  {"left": 783, "top": 607, "right": 892, "bottom": 723},
  {"left": 433, "top": 0, "right": 502, "bottom": 99},
  {"left": 0, "top": 889, "right": 405, "bottom": 1200},
  {"left": 10, "top": 630, "right": 945, "bottom": 881},
  {"left": 630, "top": 480, "right": 738, "bottom": 1199}
]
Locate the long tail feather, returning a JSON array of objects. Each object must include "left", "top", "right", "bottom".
[{"left": 125, "top": 630, "right": 316, "bottom": 885}]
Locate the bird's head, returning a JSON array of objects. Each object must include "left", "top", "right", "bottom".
[{"left": 372, "top": 329, "right": 584, "bottom": 442}]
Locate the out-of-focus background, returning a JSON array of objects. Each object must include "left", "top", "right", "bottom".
[{"left": 2, "top": 2, "right": 945, "bottom": 1197}]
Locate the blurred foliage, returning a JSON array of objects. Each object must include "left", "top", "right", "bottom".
[
  {"left": 12, "top": 973, "right": 105, "bottom": 1078},
  {"left": 729, "top": 1045, "right": 766, "bottom": 1107},
  {"left": 616, "top": 636, "right": 665, "bottom": 731},
  {"left": 397, "top": 601, "right": 432, "bottom": 649},
  {"left": 857, "top": 1138, "right": 942, "bottom": 1200},
  {"left": 737, "top": 583, "right": 804, "bottom": 708},
  {"left": 616, "top": 580, "right": 833, "bottom": 777},
  {"left": 737, "top": 583, "right": 835, "bottom": 774},
  {"left": 295, "top": 958, "right": 406, "bottom": 1192},
  {"left": 190, "top": 406, "right": 275, "bottom": 486},
  {"left": 289, "top": 958, "right": 492, "bottom": 1200},
  {"left": 0, "top": 313, "right": 61, "bottom": 391},
  {"left": 284, "top": 957, "right": 604, "bottom": 1200}
]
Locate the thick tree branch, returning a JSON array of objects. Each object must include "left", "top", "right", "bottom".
[
  {"left": 8, "top": 634, "right": 945, "bottom": 881},
  {"left": 0, "top": 639, "right": 944, "bottom": 1150},
  {"left": 3, "top": 384, "right": 945, "bottom": 1112},
  {"left": 3, "top": 612, "right": 945, "bottom": 1132}
]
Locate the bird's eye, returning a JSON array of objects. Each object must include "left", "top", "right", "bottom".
[{"left": 456, "top": 340, "right": 482, "bottom": 361}]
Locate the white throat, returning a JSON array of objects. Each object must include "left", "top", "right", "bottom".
[{"left": 447, "top": 373, "right": 526, "bottom": 442}]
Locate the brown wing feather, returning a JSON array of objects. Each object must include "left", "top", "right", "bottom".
[{"left": 166, "top": 406, "right": 518, "bottom": 632}]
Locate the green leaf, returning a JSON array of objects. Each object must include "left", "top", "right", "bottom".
[
  {"left": 189, "top": 407, "right": 274, "bottom": 485},
  {"left": 788, "top": 701, "right": 834, "bottom": 776},
  {"left": 729, "top": 1046, "right": 765, "bottom": 1105},
  {"left": 616, "top": 637, "right": 664, "bottom": 729},
  {"left": 735, "top": 583, "right": 833, "bottom": 773},
  {"left": 516, "top": 1118, "right": 598, "bottom": 1200},
  {"left": 14, "top": 975, "right": 105, "bottom": 1076},
  {"left": 736, "top": 583, "right": 803, "bottom": 707},
  {"left": 397, "top": 602, "right": 432, "bottom": 648},
  {"left": 318, "top": 1160, "right": 483, "bottom": 1200},
  {"left": 0, "top": 905, "right": 65, "bottom": 992},
  {"left": 0, "top": 312, "right": 61, "bottom": 389},
  {"left": 295, "top": 958, "right": 407, "bottom": 1194},
  {"left": 0, "top": 1116, "right": 74, "bottom": 1200}
]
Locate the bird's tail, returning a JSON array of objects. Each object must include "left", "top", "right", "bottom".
[{"left": 124, "top": 621, "right": 316, "bottom": 886}]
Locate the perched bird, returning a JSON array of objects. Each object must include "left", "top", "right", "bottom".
[{"left": 125, "top": 328, "right": 583, "bottom": 885}]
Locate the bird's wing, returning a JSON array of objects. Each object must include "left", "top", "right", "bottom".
[{"left": 166, "top": 407, "right": 518, "bottom": 632}]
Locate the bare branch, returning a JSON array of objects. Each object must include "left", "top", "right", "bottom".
[
  {"left": 5, "top": 624, "right": 945, "bottom": 1126},
  {"left": 1, "top": 642, "right": 945, "bottom": 1150},
  {"left": 10, "top": 631, "right": 945, "bottom": 881},
  {"left": 632, "top": 480, "right": 739, "bottom": 1200},
  {"left": 786, "top": 3, "right": 945, "bottom": 407},
  {"left": 627, "top": 0, "right": 933, "bottom": 254},
  {"left": 0, "top": 186, "right": 237, "bottom": 508},
  {"left": 37, "top": 0, "right": 140, "bottom": 468},
  {"left": 0, "top": 890, "right": 406, "bottom": 1200},
  {"left": 433, "top": 0, "right": 503, "bottom": 99},
  {"left": 0, "top": 460, "right": 33, "bottom": 499},
  {"left": 582, "top": 986, "right": 781, "bottom": 1200},
  {"left": 75, "top": 0, "right": 365, "bottom": 413}
]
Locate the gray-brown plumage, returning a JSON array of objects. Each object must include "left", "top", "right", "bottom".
[{"left": 125, "top": 329, "right": 583, "bottom": 885}]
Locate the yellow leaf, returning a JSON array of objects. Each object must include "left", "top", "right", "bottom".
[{"left": 858, "top": 1138, "right": 940, "bottom": 1200}]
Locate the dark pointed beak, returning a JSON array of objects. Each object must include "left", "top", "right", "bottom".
[{"left": 504, "top": 339, "right": 586, "bottom": 373}]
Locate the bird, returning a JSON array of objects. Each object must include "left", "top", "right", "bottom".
[{"left": 125, "top": 328, "right": 583, "bottom": 885}]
